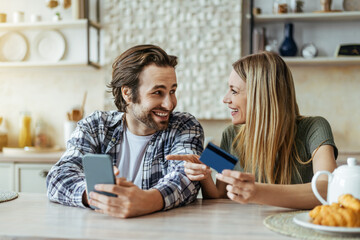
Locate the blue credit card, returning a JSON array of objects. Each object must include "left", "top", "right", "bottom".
[{"left": 199, "top": 142, "right": 238, "bottom": 173}]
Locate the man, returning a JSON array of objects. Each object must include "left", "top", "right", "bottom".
[{"left": 46, "top": 45, "right": 204, "bottom": 218}]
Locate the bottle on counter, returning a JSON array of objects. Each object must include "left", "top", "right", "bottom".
[
  {"left": 34, "top": 119, "right": 49, "bottom": 148},
  {"left": 18, "top": 111, "right": 32, "bottom": 148},
  {"left": 0, "top": 116, "right": 8, "bottom": 151}
]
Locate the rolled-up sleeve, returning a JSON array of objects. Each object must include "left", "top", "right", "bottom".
[
  {"left": 46, "top": 116, "right": 101, "bottom": 208},
  {"left": 152, "top": 114, "right": 204, "bottom": 210}
]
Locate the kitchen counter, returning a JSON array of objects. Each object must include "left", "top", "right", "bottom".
[
  {"left": 0, "top": 151, "right": 63, "bottom": 163},
  {"left": 0, "top": 193, "right": 293, "bottom": 240}
]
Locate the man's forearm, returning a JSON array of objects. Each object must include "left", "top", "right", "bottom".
[{"left": 145, "top": 189, "right": 164, "bottom": 213}]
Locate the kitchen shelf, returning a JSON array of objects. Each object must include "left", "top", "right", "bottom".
[
  {"left": 0, "top": 20, "right": 88, "bottom": 30},
  {"left": 249, "top": 0, "right": 360, "bottom": 65},
  {"left": 0, "top": 61, "right": 100, "bottom": 68},
  {"left": 249, "top": 11, "right": 360, "bottom": 23},
  {"left": 0, "top": 0, "right": 101, "bottom": 69},
  {"left": 283, "top": 56, "right": 360, "bottom": 66}
]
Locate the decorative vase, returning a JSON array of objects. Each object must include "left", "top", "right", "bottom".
[{"left": 279, "top": 23, "right": 298, "bottom": 56}]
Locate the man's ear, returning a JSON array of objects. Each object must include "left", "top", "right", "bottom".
[{"left": 121, "top": 86, "right": 132, "bottom": 103}]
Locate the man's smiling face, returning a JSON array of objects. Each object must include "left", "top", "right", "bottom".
[{"left": 126, "top": 64, "right": 177, "bottom": 135}]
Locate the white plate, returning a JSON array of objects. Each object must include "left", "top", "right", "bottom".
[
  {"left": 34, "top": 30, "right": 66, "bottom": 62},
  {"left": 293, "top": 212, "right": 360, "bottom": 234},
  {"left": 0, "top": 32, "right": 28, "bottom": 62}
]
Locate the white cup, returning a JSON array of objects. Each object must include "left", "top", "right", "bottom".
[
  {"left": 13, "top": 11, "right": 24, "bottom": 23},
  {"left": 64, "top": 121, "right": 77, "bottom": 147},
  {"left": 30, "top": 14, "right": 41, "bottom": 23}
]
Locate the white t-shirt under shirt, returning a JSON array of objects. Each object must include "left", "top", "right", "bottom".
[{"left": 116, "top": 125, "right": 153, "bottom": 188}]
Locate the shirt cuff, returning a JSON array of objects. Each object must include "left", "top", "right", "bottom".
[
  {"left": 151, "top": 183, "right": 180, "bottom": 211},
  {"left": 73, "top": 182, "right": 88, "bottom": 208}
]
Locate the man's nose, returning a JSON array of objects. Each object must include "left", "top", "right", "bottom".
[{"left": 162, "top": 95, "right": 175, "bottom": 110}]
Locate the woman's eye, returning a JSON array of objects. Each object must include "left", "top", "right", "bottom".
[
  {"left": 153, "top": 91, "right": 161, "bottom": 95},
  {"left": 170, "top": 90, "right": 176, "bottom": 94},
  {"left": 231, "top": 90, "right": 238, "bottom": 95}
]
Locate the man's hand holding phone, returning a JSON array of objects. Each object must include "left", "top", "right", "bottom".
[
  {"left": 82, "top": 154, "right": 163, "bottom": 218},
  {"left": 82, "top": 165, "right": 120, "bottom": 207}
]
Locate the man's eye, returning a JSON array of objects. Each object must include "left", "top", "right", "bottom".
[
  {"left": 170, "top": 90, "right": 176, "bottom": 94},
  {"left": 231, "top": 90, "right": 237, "bottom": 95},
  {"left": 153, "top": 91, "right": 161, "bottom": 95}
]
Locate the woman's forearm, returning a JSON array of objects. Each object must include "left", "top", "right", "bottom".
[
  {"left": 251, "top": 181, "right": 328, "bottom": 209},
  {"left": 200, "top": 176, "right": 222, "bottom": 199}
]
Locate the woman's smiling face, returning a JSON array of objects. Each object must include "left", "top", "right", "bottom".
[{"left": 223, "top": 70, "right": 247, "bottom": 125}]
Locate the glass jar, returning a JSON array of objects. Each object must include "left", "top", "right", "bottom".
[
  {"left": 18, "top": 111, "right": 32, "bottom": 148},
  {"left": 0, "top": 116, "right": 8, "bottom": 151},
  {"left": 34, "top": 120, "right": 49, "bottom": 148},
  {"left": 273, "top": 0, "right": 289, "bottom": 14},
  {"left": 289, "top": 0, "right": 304, "bottom": 13}
]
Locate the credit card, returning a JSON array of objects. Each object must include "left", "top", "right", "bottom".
[{"left": 199, "top": 142, "right": 238, "bottom": 173}]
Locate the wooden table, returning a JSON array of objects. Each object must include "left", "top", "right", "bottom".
[{"left": 0, "top": 193, "right": 294, "bottom": 240}]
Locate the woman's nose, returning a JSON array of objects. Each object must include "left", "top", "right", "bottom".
[{"left": 223, "top": 92, "right": 231, "bottom": 103}]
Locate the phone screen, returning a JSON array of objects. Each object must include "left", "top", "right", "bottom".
[{"left": 82, "top": 154, "right": 116, "bottom": 209}]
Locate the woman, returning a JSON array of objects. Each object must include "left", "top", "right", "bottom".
[{"left": 167, "top": 51, "right": 337, "bottom": 209}]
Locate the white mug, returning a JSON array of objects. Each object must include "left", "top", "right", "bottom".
[
  {"left": 30, "top": 14, "right": 41, "bottom": 23},
  {"left": 13, "top": 11, "right": 24, "bottom": 23},
  {"left": 64, "top": 121, "right": 77, "bottom": 147}
]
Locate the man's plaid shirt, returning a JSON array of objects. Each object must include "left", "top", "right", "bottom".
[{"left": 46, "top": 111, "right": 204, "bottom": 210}]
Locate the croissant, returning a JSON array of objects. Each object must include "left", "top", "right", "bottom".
[
  {"left": 339, "top": 194, "right": 360, "bottom": 212},
  {"left": 309, "top": 194, "right": 360, "bottom": 227}
]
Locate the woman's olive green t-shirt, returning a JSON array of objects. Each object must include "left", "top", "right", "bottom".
[{"left": 220, "top": 116, "right": 338, "bottom": 184}]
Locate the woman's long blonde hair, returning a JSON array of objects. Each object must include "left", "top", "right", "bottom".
[{"left": 232, "top": 51, "right": 302, "bottom": 184}]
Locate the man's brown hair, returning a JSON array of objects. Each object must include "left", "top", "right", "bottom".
[{"left": 109, "top": 44, "right": 178, "bottom": 112}]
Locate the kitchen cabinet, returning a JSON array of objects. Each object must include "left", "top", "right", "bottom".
[
  {"left": 0, "top": 163, "right": 14, "bottom": 191},
  {"left": 249, "top": 0, "right": 360, "bottom": 65},
  {"left": 14, "top": 163, "right": 53, "bottom": 193},
  {"left": 0, "top": 152, "right": 61, "bottom": 193},
  {"left": 0, "top": 162, "right": 54, "bottom": 193}
]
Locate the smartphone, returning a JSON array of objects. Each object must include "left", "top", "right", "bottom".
[
  {"left": 82, "top": 154, "right": 117, "bottom": 209},
  {"left": 199, "top": 142, "right": 238, "bottom": 173}
]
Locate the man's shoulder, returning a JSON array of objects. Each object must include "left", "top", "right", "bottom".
[
  {"left": 169, "top": 111, "right": 198, "bottom": 123},
  {"left": 81, "top": 110, "right": 124, "bottom": 127}
]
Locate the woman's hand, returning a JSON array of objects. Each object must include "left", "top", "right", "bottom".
[
  {"left": 216, "top": 170, "right": 256, "bottom": 204},
  {"left": 166, "top": 154, "right": 212, "bottom": 181}
]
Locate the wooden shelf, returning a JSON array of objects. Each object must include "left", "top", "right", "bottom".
[
  {"left": 0, "top": 19, "right": 102, "bottom": 69},
  {"left": 283, "top": 56, "right": 360, "bottom": 65},
  {"left": 0, "top": 20, "right": 88, "bottom": 30},
  {"left": 0, "top": 61, "right": 99, "bottom": 68},
  {"left": 249, "top": 11, "right": 360, "bottom": 23}
]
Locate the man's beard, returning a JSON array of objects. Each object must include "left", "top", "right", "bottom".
[{"left": 130, "top": 105, "right": 171, "bottom": 131}]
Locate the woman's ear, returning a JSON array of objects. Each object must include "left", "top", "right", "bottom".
[{"left": 121, "top": 86, "right": 131, "bottom": 103}]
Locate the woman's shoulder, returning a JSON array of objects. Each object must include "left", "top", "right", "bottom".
[
  {"left": 298, "top": 116, "right": 332, "bottom": 129},
  {"left": 297, "top": 116, "right": 337, "bottom": 156},
  {"left": 222, "top": 124, "right": 241, "bottom": 138}
]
